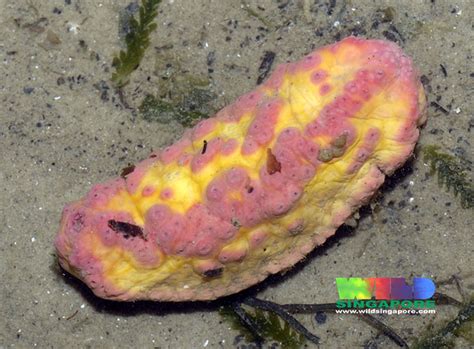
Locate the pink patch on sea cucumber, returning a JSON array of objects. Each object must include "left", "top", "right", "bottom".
[
  {"left": 155, "top": 212, "right": 187, "bottom": 255},
  {"left": 305, "top": 60, "right": 395, "bottom": 139},
  {"left": 320, "top": 83, "right": 332, "bottom": 95},
  {"left": 346, "top": 128, "right": 380, "bottom": 174},
  {"left": 177, "top": 153, "right": 193, "bottom": 166},
  {"left": 245, "top": 99, "right": 282, "bottom": 146},
  {"left": 160, "top": 135, "right": 192, "bottom": 165},
  {"left": 221, "top": 138, "right": 238, "bottom": 156},
  {"left": 160, "top": 188, "right": 173, "bottom": 200},
  {"left": 248, "top": 230, "right": 268, "bottom": 249},
  {"left": 220, "top": 91, "right": 263, "bottom": 123},
  {"left": 311, "top": 69, "right": 328, "bottom": 84},
  {"left": 192, "top": 118, "right": 217, "bottom": 141},
  {"left": 142, "top": 185, "right": 155, "bottom": 197},
  {"left": 174, "top": 204, "right": 237, "bottom": 257},
  {"left": 225, "top": 167, "right": 249, "bottom": 189},
  {"left": 288, "top": 219, "right": 304, "bottom": 235},
  {"left": 206, "top": 177, "right": 227, "bottom": 202},
  {"left": 297, "top": 53, "right": 321, "bottom": 71},
  {"left": 191, "top": 137, "right": 224, "bottom": 173},
  {"left": 241, "top": 137, "right": 259, "bottom": 155},
  {"left": 262, "top": 64, "right": 287, "bottom": 90},
  {"left": 85, "top": 178, "right": 124, "bottom": 208},
  {"left": 125, "top": 157, "right": 156, "bottom": 194}
]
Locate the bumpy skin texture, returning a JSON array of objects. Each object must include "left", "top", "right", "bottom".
[{"left": 55, "top": 37, "right": 426, "bottom": 301}]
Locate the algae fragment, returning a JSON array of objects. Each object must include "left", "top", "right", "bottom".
[
  {"left": 219, "top": 306, "right": 306, "bottom": 349},
  {"left": 241, "top": 1, "right": 274, "bottom": 29},
  {"left": 154, "top": 52, "right": 216, "bottom": 108},
  {"left": 112, "top": 0, "right": 162, "bottom": 87},
  {"left": 413, "top": 298, "right": 473, "bottom": 349},
  {"left": 422, "top": 145, "right": 473, "bottom": 209},
  {"left": 139, "top": 94, "right": 208, "bottom": 127},
  {"left": 141, "top": 54, "right": 217, "bottom": 127}
]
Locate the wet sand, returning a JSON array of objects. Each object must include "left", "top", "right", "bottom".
[{"left": 0, "top": 1, "right": 472, "bottom": 348}]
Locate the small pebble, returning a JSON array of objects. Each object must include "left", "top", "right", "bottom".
[{"left": 315, "top": 311, "right": 327, "bottom": 324}]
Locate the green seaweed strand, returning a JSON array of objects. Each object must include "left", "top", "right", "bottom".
[
  {"left": 422, "top": 145, "right": 473, "bottom": 209},
  {"left": 219, "top": 306, "right": 306, "bottom": 348},
  {"left": 112, "top": 0, "right": 162, "bottom": 87},
  {"left": 413, "top": 298, "right": 473, "bottom": 349},
  {"left": 139, "top": 94, "right": 208, "bottom": 127}
]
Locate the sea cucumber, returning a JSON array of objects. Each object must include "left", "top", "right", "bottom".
[{"left": 55, "top": 37, "right": 427, "bottom": 301}]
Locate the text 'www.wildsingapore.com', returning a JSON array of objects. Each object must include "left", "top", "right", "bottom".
[{"left": 334, "top": 302, "right": 437, "bottom": 315}]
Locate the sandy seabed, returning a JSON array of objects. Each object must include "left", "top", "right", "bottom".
[{"left": 0, "top": 1, "right": 472, "bottom": 348}]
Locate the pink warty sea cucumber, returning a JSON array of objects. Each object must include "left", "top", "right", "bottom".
[{"left": 55, "top": 37, "right": 427, "bottom": 301}]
